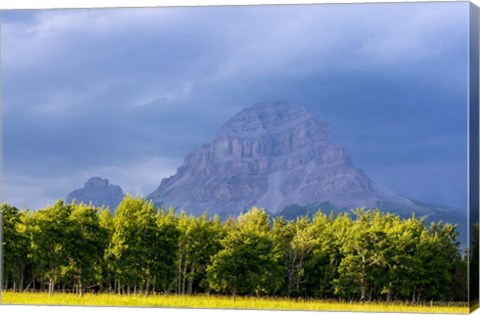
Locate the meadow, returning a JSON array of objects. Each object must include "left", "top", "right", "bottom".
[{"left": 1, "top": 292, "right": 469, "bottom": 313}]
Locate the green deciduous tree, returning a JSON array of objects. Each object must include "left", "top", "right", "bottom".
[
  {"left": 334, "top": 210, "right": 404, "bottom": 301},
  {"left": 271, "top": 216, "right": 295, "bottom": 296},
  {"left": 111, "top": 195, "right": 155, "bottom": 294},
  {"left": 30, "top": 200, "right": 73, "bottom": 295},
  {"left": 176, "top": 211, "right": 225, "bottom": 294},
  {"left": 99, "top": 209, "right": 116, "bottom": 293},
  {"left": 152, "top": 206, "right": 179, "bottom": 294},
  {"left": 65, "top": 203, "right": 108, "bottom": 296},
  {"left": 305, "top": 211, "right": 345, "bottom": 298},
  {"left": 1, "top": 204, "right": 31, "bottom": 291},
  {"left": 285, "top": 215, "right": 316, "bottom": 296},
  {"left": 207, "top": 207, "right": 283, "bottom": 300},
  {"left": 414, "top": 222, "right": 460, "bottom": 301},
  {"left": 111, "top": 196, "right": 179, "bottom": 295}
]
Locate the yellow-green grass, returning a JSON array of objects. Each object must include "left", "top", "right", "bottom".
[{"left": 1, "top": 292, "right": 468, "bottom": 313}]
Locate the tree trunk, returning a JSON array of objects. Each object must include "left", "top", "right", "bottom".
[
  {"left": 182, "top": 259, "right": 188, "bottom": 295},
  {"left": 20, "top": 267, "right": 25, "bottom": 291},
  {"left": 187, "top": 264, "right": 195, "bottom": 295},
  {"left": 79, "top": 279, "right": 84, "bottom": 297},
  {"left": 296, "top": 252, "right": 305, "bottom": 292},
  {"left": 359, "top": 270, "right": 367, "bottom": 301},
  {"left": 145, "top": 278, "right": 150, "bottom": 297},
  {"left": 387, "top": 282, "right": 392, "bottom": 302},
  {"left": 4, "top": 273, "right": 9, "bottom": 290},
  {"left": 177, "top": 254, "right": 183, "bottom": 294},
  {"left": 153, "top": 275, "right": 156, "bottom": 294},
  {"left": 48, "top": 278, "right": 55, "bottom": 296}
]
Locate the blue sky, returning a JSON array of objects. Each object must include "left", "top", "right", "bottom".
[{"left": 1, "top": 2, "right": 470, "bottom": 210}]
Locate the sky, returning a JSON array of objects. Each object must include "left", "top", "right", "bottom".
[{"left": 0, "top": 2, "right": 470, "bottom": 210}]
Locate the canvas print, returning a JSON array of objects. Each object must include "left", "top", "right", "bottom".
[{"left": 1, "top": 1, "right": 479, "bottom": 314}]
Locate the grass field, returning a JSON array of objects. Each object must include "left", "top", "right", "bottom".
[{"left": 1, "top": 292, "right": 469, "bottom": 313}]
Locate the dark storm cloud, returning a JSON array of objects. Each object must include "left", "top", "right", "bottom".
[{"left": 1, "top": 2, "right": 469, "bottom": 209}]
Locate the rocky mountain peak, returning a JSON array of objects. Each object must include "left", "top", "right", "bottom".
[
  {"left": 214, "top": 102, "right": 330, "bottom": 158},
  {"left": 219, "top": 101, "right": 329, "bottom": 138},
  {"left": 149, "top": 101, "right": 422, "bottom": 217},
  {"left": 85, "top": 177, "right": 109, "bottom": 189},
  {"left": 180, "top": 102, "right": 333, "bottom": 177},
  {"left": 66, "top": 177, "right": 124, "bottom": 211}
]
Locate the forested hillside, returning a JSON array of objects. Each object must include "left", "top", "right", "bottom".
[{"left": 1, "top": 197, "right": 471, "bottom": 302}]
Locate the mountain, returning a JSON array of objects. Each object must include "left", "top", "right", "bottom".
[
  {"left": 66, "top": 177, "right": 124, "bottom": 211},
  {"left": 147, "top": 101, "right": 460, "bottom": 224}
]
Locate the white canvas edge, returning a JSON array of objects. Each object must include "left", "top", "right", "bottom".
[{"left": 0, "top": 1, "right": 478, "bottom": 315}]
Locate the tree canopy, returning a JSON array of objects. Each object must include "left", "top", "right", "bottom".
[{"left": 1, "top": 199, "right": 469, "bottom": 302}]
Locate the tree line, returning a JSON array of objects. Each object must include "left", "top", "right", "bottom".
[{"left": 1, "top": 196, "right": 472, "bottom": 302}]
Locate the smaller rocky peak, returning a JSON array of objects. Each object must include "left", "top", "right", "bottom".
[{"left": 66, "top": 177, "right": 125, "bottom": 211}]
